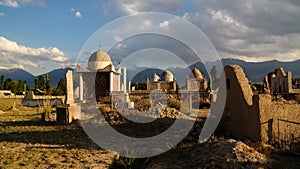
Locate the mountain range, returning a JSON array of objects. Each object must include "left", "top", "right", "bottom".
[
  {"left": 0, "top": 67, "right": 74, "bottom": 88},
  {"left": 0, "top": 58, "right": 299, "bottom": 88},
  {"left": 129, "top": 59, "right": 300, "bottom": 84}
]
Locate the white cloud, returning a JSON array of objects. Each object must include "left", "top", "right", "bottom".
[
  {"left": 159, "top": 20, "right": 169, "bottom": 27},
  {"left": 181, "top": 0, "right": 300, "bottom": 62},
  {"left": 0, "top": 0, "right": 44, "bottom": 8},
  {"left": 75, "top": 11, "right": 82, "bottom": 18},
  {"left": 103, "top": 0, "right": 181, "bottom": 16},
  {"left": 114, "top": 36, "right": 123, "bottom": 42},
  {"left": 20, "top": 0, "right": 43, "bottom": 3},
  {"left": 103, "top": 0, "right": 300, "bottom": 62},
  {"left": 70, "top": 8, "right": 75, "bottom": 11},
  {"left": 116, "top": 43, "right": 127, "bottom": 49},
  {"left": 0, "top": 0, "right": 20, "bottom": 8},
  {"left": 0, "top": 36, "right": 69, "bottom": 64},
  {"left": 0, "top": 12, "right": 5, "bottom": 16}
]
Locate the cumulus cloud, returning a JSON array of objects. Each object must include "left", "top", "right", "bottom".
[
  {"left": 103, "top": 0, "right": 300, "bottom": 62},
  {"left": 103, "top": 0, "right": 181, "bottom": 16},
  {"left": 0, "top": 0, "right": 20, "bottom": 8},
  {"left": 0, "top": 12, "right": 5, "bottom": 16},
  {"left": 159, "top": 20, "right": 169, "bottom": 27},
  {"left": 0, "top": 0, "right": 44, "bottom": 7},
  {"left": 20, "top": 0, "right": 44, "bottom": 4},
  {"left": 180, "top": 0, "right": 300, "bottom": 62},
  {"left": 75, "top": 11, "right": 82, "bottom": 18},
  {"left": 0, "top": 36, "right": 69, "bottom": 70}
]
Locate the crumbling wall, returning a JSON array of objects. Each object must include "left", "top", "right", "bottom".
[
  {"left": 258, "top": 94, "right": 300, "bottom": 145},
  {"left": 217, "top": 65, "right": 260, "bottom": 141}
]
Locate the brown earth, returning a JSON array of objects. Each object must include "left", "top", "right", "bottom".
[{"left": 0, "top": 99, "right": 299, "bottom": 169}]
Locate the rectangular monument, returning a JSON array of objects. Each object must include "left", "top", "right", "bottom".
[{"left": 56, "top": 70, "right": 81, "bottom": 124}]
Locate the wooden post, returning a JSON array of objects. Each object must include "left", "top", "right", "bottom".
[{"left": 278, "top": 118, "right": 280, "bottom": 148}]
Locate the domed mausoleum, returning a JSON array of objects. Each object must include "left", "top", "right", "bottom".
[
  {"left": 186, "top": 67, "right": 208, "bottom": 91},
  {"left": 161, "top": 70, "right": 174, "bottom": 83},
  {"left": 147, "top": 70, "right": 177, "bottom": 92},
  {"left": 88, "top": 50, "right": 115, "bottom": 71},
  {"left": 76, "top": 49, "right": 126, "bottom": 101}
]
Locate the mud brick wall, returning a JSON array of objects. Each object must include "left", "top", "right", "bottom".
[{"left": 258, "top": 94, "right": 300, "bottom": 144}]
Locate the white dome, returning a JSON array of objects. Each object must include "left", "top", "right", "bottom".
[
  {"left": 88, "top": 50, "right": 112, "bottom": 71},
  {"left": 161, "top": 70, "right": 174, "bottom": 82},
  {"left": 153, "top": 73, "right": 160, "bottom": 82}
]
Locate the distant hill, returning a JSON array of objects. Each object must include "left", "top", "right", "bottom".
[
  {"left": 221, "top": 59, "right": 300, "bottom": 82},
  {"left": 1, "top": 59, "right": 299, "bottom": 88},
  {"left": 0, "top": 68, "right": 35, "bottom": 83},
  {"left": 129, "top": 68, "right": 163, "bottom": 83},
  {"left": 129, "top": 59, "right": 300, "bottom": 84},
  {"left": 0, "top": 67, "right": 75, "bottom": 88},
  {"left": 41, "top": 67, "right": 75, "bottom": 87}
]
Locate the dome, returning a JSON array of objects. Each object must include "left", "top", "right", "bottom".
[
  {"left": 191, "top": 67, "right": 205, "bottom": 80},
  {"left": 88, "top": 50, "right": 112, "bottom": 71},
  {"left": 161, "top": 70, "right": 174, "bottom": 82},
  {"left": 153, "top": 73, "right": 160, "bottom": 82}
]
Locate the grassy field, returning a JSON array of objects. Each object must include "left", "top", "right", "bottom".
[{"left": 0, "top": 99, "right": 120, "bottom": 169}]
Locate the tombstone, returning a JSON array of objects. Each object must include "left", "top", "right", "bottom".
[
  {"left": 57, "top": 70, "right": 81, "bottom": 124},
  {"left": 66, "top": 70, "right": 74, "bottom": 104}
]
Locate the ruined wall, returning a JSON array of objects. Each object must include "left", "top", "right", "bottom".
[
  {"left": 216, "top": 65, "right": 300, "bottom": 144},
  {"left": 271, "top": 68, "right": 288, "bottom": 94},
  {"left": 217, "top": 65, "right": 261, "bottom": 141},
  {"left": 258, "top": 94, "right": 300, "bottom": 144}
]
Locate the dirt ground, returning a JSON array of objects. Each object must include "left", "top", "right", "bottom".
[
  {"left": 0, "top": 99, "right": 121, "bottom": 169},
  {"left": 0, "top": 99, "right": 300, "bottom": 169}
]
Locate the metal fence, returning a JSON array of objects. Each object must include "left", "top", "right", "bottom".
[{"left": 278, "top": 118, "right": 300, "bottom": 153}]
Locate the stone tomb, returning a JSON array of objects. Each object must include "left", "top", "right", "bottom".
[{"left": 56, "top": 70, "right": 81, "bottom": 124}]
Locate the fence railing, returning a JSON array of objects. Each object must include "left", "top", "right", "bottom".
[{"left": 278, "top": 118, "right": 300, "bottom": 153}]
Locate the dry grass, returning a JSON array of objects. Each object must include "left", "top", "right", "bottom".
[
  {"left": 167, "top": 97, "right": 181, "bottom": 110},
  {"left": 0, "top": 100, "right": 119, "bottom": 169},
  {"left": 129, "top": 95, "right": 142, "bottom": 103},
  {"left": 134, "top": 97, "right": 151, "bottom": 111},
  {"left": 0, "top": 98, "right": 22, "bottom": 111}
]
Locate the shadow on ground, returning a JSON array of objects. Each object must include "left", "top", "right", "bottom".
[{"left": 0, "top": 120, "right": 101, "bottom": 150}]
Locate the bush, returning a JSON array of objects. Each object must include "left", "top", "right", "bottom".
[
  {"left": 135, "top": 97, "right": 151, "bottom": 111},
  {"left": 167, "top": 98, "right": 181, "bottom": 110}
]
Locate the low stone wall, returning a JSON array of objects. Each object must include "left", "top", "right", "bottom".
[
  {"left": 0, "top": 95, "right": 24, "bottom": 99},
  {"left": 258, "top": 94, "right": 300, "bottom": 145},
  {"left": 22, "top": 97, "right": 65, "bottom": 107}
]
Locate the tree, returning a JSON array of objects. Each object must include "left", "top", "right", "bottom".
[
  {"left": 53, "top": 79, "right": 66, "bottom": 96},
  {"left": 45, "top": 74, "right": 53, "bottom": 95},
  {"left": 34, "top": 75, "right": 46, "bottom": 91},
  {"left": 132, "top": 82, "right": 147, "bottom": 90},
  {"left": 23, "top": 81, "right": 30, "bottom": 91},
  {"left": 0, "top": 75, "right": 4, "bottom": 89},
  {"left": 3, "top": 78, "right": 12, "bottom": 90}
]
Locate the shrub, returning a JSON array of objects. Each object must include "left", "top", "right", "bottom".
[{"left": 167, "top": 97, "right": 181, "bottom": 110}]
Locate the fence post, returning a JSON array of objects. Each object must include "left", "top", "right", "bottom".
[{"left": 278, "top": 118, "right": 280, "bottom": 148}]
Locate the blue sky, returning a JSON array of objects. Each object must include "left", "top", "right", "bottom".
[{"left": 1, "top": 0, "right": 300, "bottom": 75}]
